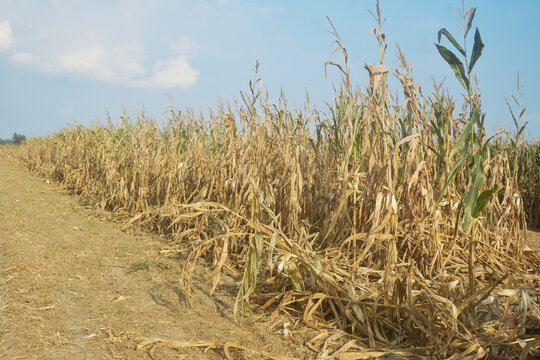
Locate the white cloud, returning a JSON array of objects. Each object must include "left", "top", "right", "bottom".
[
  {"left": 51, "top": 43, "right": 146, "bottom": 84},
  {"left": 10, "top": 52, "right": 36, "bottom": 63},
  {"left": 169, "top": 34, "right": 199, "bottom": 57},
  {"left": 58, "top": 46, "right": 106, "bottom": 74},
  {"left": 0, "top": 20, "right": 14, "bottom": 51},
  {"left": 0, "top": 3, "right": 200, "bottom": 89},
  {"left": 8, "top": 40, "right": 198, "bottom": 89},
  {"left": 131, "top": 55, "right": 199, "bottom": 89}
]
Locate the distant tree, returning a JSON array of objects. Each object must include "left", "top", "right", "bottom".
[
  {"left": 12, "top": 132, "right": 26, "bottom": 145},
  {"left": 0, "top": 133, "right": 27, "bottom": 145}
]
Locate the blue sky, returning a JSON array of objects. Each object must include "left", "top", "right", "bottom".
[{"left": 0, "top": 0, "right": 539, "bottom": 139}]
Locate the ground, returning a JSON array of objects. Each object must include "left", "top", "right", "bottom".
[
  {"left": 525, "top": 227, "right": 540, "bottom": 253},
  {"left": 0, "top": 157, "right": 303, "bottom": 359}
]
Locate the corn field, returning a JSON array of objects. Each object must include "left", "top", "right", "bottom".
[
  {"left": 10, "top": 3, "right": 540, "bottom": 359},
  {"left": 517, "top": 141, "right": 540, "bottom": 229}
]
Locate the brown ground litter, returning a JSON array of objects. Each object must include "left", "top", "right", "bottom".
[
  {"left": 525, "top": 229, "right": 540, "bottom": 253},
  {"left": 0, "top": 157, "right": 304, "bottom": 359}
]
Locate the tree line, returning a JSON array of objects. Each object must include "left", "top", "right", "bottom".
[{"left": 0, "top": 133, "right": 27, "bottom": 145}]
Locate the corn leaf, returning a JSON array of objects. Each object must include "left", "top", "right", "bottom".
[
  {"left": 438, "top": 28, "right": 465, "bottom": 56},
  {"left": 463, "top": 154, "right": 485, "bottom": 229},
  {"left": 518, "top": 123, "right": 528, "bottom": 140},
  {"left": 453, "top": 199, "right": 464, "bottom": 239},
  {"left": 506, "top": 99, "right": 518, "bottom": 128},
  {"left": 438, "top": 109, "right": 479, "bottom": 200},
  {"left": 466, "top": 8, "right": 477, "bottom": 37},
  {"left": 469, "top": 28, "right": 484, "bottom": 72},
  {"left": 472, "top": 184, "right": 498, "bottom": 218},
  {"left": 435, "top": 44, "right": 469, "bottom": 91}
]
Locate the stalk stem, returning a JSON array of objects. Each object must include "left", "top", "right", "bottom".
[{"left": 468, "top": 220, "right": 476, "bottom": 314}]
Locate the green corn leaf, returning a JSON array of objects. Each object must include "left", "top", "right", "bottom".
[
  {"left": 449, "top": 108, "right": 479, "bottom": 159},
  {"left": 438, "top": 109, "right": 480, "bottom": 200},
  {"left": 469, "top": 28, "right": 484, "bottom": 72},
  {"left": 472, "top": 184, "right": 499, "bottom": 218},
  {"left": 512, "top": 94, "right": 519, "bottom": 105},
  {"left": 519, "top": 108, "right": 527, "bottom": 119},
  {"left": 288, "top": 269, "right": 303, "bottom": 291},
  {"left": 463, "top": 154, "right": 485, "bottom": 229},
  {"left": 453, "top": 199, "right": 464, "bottom": 239},
  {"left": 435, "top": 44, "right": 469, "bottom": 91},
  {"left": 506, "top": 99, "right": 518, "bottom": 128},
  {"left": 518, "top": 123, "right": 528, "bottom": 139},
  {"left": 439, "top": 142, "right": 468, "bottom": 201},
  {"left": 429, "top": 119, "right": 443, "bottom": 141},
  {"left": 438, "top": 28, "right": 466, "bottom": 56},
  {"left": 425, "top": 143, "right": 444, "bottom": 163},
  {"left": 466, "top": 8, "right": 477, "bottom": 37},
  {"left": 481, "top": 132, "right": 498, "bottom": 154}
]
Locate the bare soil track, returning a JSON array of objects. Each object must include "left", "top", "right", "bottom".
[{"left": 0, "top": 157, "right": 302, "bottom": 359}]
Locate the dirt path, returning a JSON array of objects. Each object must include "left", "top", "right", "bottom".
[{"left": 0, "top": 157, "right": 301, "bottom": 359}]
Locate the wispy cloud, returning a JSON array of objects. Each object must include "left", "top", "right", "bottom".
[
  {"left": 51, "top": 42, "right": 146, "bottom": 83},
  {"left": 7, "top": 38, "right": 199, "bottom": 89},
  {"left": 1, "top": 2, "right": 200, "bottom": 90},
  {"left": 57, "top": 46, "right": 109, "bottom": 74},
  {"left": 524, "top": 111, "right": 540, "bottom": 124},
  {"left": 169, "top": 34, "right": 199, "bottom": 58},
  {"left": 0, "top": 20, "right": 14, "bottom": 51},
  {"left": 10, "top": 52, "right": 36, "bottom": 63}
]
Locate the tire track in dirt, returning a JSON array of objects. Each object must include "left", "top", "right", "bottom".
[{"left": 0, "top": 157, "right": 301, "bottom": 359}]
